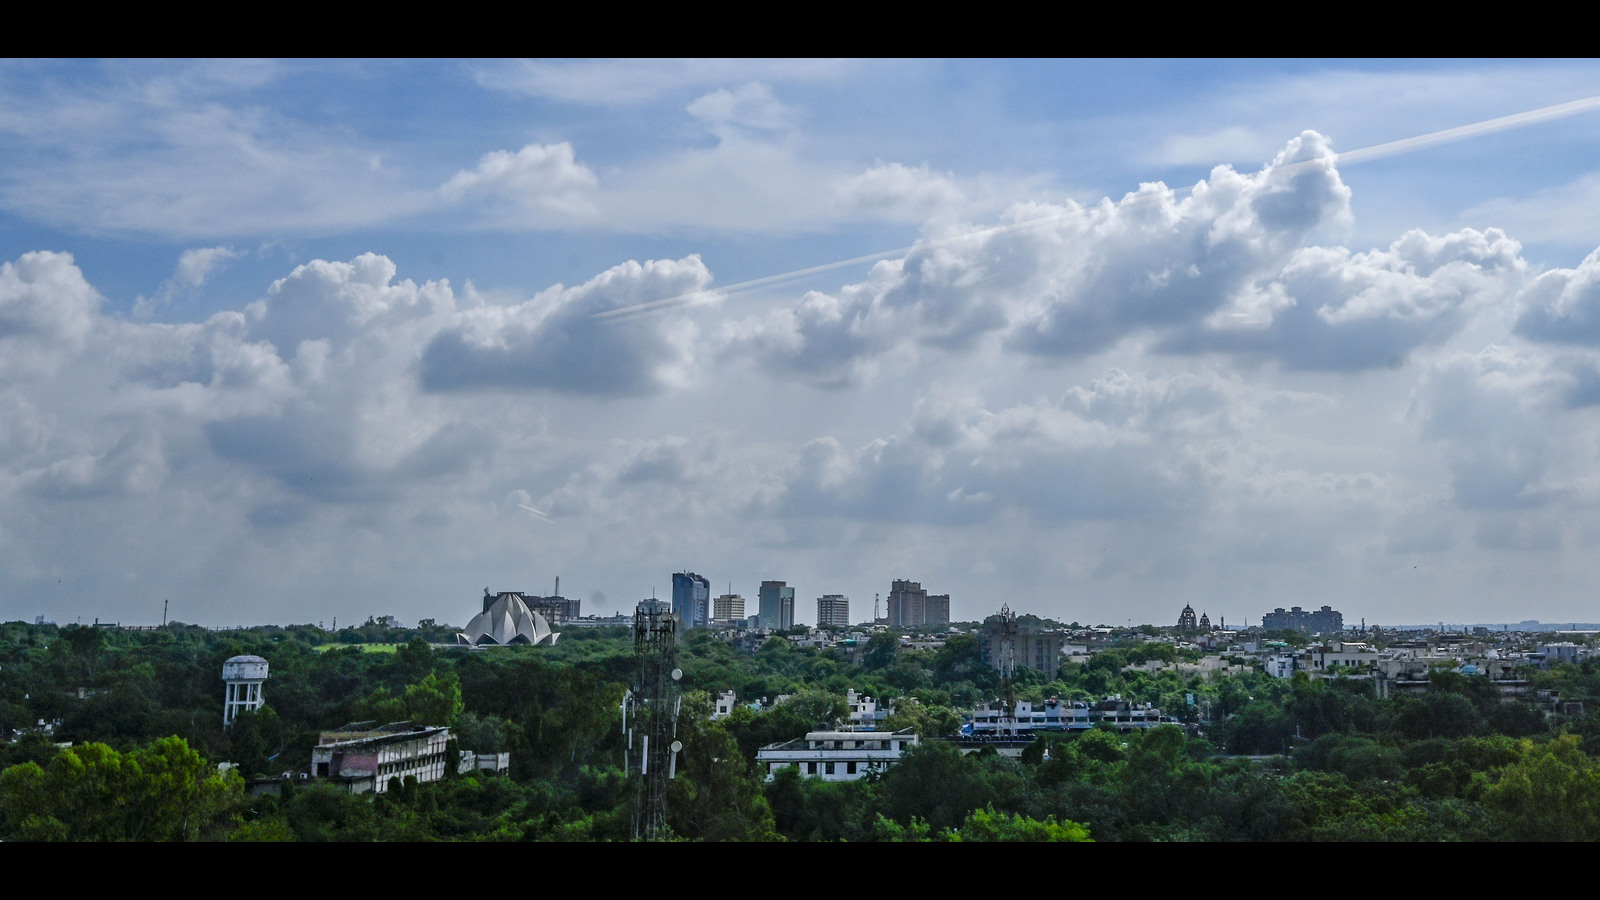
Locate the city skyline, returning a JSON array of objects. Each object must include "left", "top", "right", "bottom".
[{"left": 4, "top": 60, "right": 1600, "bottom": 627}]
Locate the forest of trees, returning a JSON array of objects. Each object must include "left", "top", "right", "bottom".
[{"left": 1, "top": 618, "right": 1599, "bottom": 840}]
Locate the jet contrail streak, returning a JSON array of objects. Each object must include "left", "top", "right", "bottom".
[
  {"left": 518, "top": 503, "right": 555, "bottom": 523},
  {"left": 594, "top": 96, "right": 1600, "bottom": 321}
]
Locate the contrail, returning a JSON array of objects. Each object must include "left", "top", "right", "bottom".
[
  {"left": 518, "top": 503, "right": 555, "bottom": 524},
  {"left": 593, "top": 95, "right": 1600, "bottom": 321}
]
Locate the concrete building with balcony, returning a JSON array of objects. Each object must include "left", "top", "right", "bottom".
[
  {"left": 756, "top": 728, "right": 919, "bottom": 782},
  {"left": 311, "top": 723, "right": 467, "bottom": 794}
]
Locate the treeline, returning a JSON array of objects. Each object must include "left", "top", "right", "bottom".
[{"left": 0, "top": 619, "right": 1598, "bottom": 839}]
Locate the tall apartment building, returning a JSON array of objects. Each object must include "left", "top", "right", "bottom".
[
  {"left": 978, "top": 614, "right": 1066, "bottom": 681},
  {"left": 817, "top": 594, "right": 850, "bottom": 627},
  {"left": 672, "top": 571, "right": 711, "bottom": 628},
  {"left": 1262, "top": 605, "right": 1343, "bottom": 635},
  {"left": 759, "top": 580, "right": 795, "bottom": 630},
  {"left": 887, "top": 580, "right": 950, "bottom": 628}
]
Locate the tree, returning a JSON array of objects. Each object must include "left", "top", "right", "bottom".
[
  {"left": 949, "top": 806, "right": 1093, "bottom": 842},
  {"left": 0, "top": 736, "right": 244, "bottom": 841},
  {"left": 862, "top": 633, "right": 898, "bottom": 671},
  {"left": 1483, "top": 735, "right": 1600, "bottom": 841}
]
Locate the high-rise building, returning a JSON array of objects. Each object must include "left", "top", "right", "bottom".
[
  {"left": 758, "top": 581, "right": 796, "bottom": 630},
  {"left": 779, "top": 585, "right": 795, "bottom": 630},
  {"left": 672, "top": 571, "right": 711, "bottom": 628},
  {"left": 713, "top": 593, "right": 745, "bottom": 624},
  {"left": 887, "top": 579, "right": 925, "bottom": 628},
  {"left": 887, "top": 580, "right": 949, "bottom": 628},
  {"left": 978, "top": 610, "right": 1066, "bottom": 681},
  {"left": 817, "top": 594, "right": 850, "bottom": 627},
  {"left": 759, "top": 580, "right": 785, "bottom": 630}
]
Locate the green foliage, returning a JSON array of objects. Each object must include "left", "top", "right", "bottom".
[
  {"left": 947, "top": 806, "right": 1092, "bottom": 842},
  {"left": 1482, "top": 735, "right": 1600, "bottom": 840},
  {"left": 0, "top": 736, "right": 244, "bottom": 841}
]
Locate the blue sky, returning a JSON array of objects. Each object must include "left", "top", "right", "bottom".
[{"left": 5, "top": 59, "right": 1600, "bottom": 628}]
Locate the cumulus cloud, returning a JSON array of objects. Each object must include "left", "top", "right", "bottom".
[
  {"left": 419, "top": 255, "right": 714, "bottom": 396},
  {"left": 438, "top": 142, "right": 598, "bottom": 220},
  {"left": 1172, "top": 227, "right": 1526, "bottom": 369},
  {"left": 254, "top": 252, "right": 456, "bottom": 351},
  {"left": 1514, "top": 246, "right": 1600, "bottom": 344},
  {"left": 0, "top": 251, "right": 101, "bottom": 381},
  {"left": 835, "top": 162, "right": 967, "bottom": 221},
  {"left": 726, "top": 131, "right": 1354, "bottom": 384}
]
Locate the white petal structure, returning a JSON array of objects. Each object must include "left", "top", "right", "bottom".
[{"left": 457, "top": 593, "right": 561, "bottom": 646}]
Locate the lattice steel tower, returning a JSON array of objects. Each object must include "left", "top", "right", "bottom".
[
  {"left": 623, "top": 598, "right": 681, "bottom": 841},
  {"left": 996, "top": 604, "right": 1019, "bottom": 735}
]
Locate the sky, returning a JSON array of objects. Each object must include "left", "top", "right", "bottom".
[{"left": 5, "top": 59, "right": 1600, "bottom": 629}]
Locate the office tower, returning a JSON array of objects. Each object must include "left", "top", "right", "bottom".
[
  {"left": 672, "top": 571, "right": 711, "bottom": 629},
  {"left": 759, "top": 580, "right": 785, "bottom": 630}
]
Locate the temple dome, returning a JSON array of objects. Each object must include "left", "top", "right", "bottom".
[{"left": 458, "top": 593, "right": 560, "bottom": 646}]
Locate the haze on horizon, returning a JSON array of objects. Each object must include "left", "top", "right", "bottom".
[{"left": 4, "top": 59, "right": 1600, "bottom": 630}]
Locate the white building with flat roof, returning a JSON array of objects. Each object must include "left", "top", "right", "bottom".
[{"left": 756, "top": 729, "right": 918, "bottom": 782}]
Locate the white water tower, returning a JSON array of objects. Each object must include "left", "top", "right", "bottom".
[{"left": 222, "top": 655, "right": 269, "bottom": 726}]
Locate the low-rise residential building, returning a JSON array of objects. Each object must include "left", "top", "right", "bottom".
[
  {"left": 966, "top": 696, "right": 1171, "bottom": 735},
  {"left": 756, "top": 729, "right": 919, "bottom": 782},
  {"left": 847, "top": 689, "right": 893, "bottom": 727}
]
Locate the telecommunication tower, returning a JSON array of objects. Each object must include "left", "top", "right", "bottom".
[
  {"left": 623, "top": 598, "right": 682, "bottom": 841},
  {"left": 996, "top": 604, "right": 1019, "bottom": 735}
]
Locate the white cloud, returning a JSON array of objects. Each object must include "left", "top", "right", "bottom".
[
  {"left": 438, "top": 142, "right": 598, "bottom": 220},
  {"left": 727, "top": 131, "right": 1355, "bottom": 382},
  {"left": 420, "top": 255, "right": 714, "bottom": 396},
  {"left": 174, "top": 245, "right": 244, "bottom": 289},
  {"left": 1515, "top": 245, "right": 1600, "bottom": 345},
  {"left": 0, "top": 251, "right": 101, "bottom": 381},
  {"left": 836, "top": 162, "right": 967, "bottom": 221},
  {"left": 686, "top": 83, "right": 795, "bottom": 138},
  {"left": 474, "top": 59, "right": 858, "bottom": 104},
  {"left": 1175, "top": 226, "right": 1526, "bottom": 369}
]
